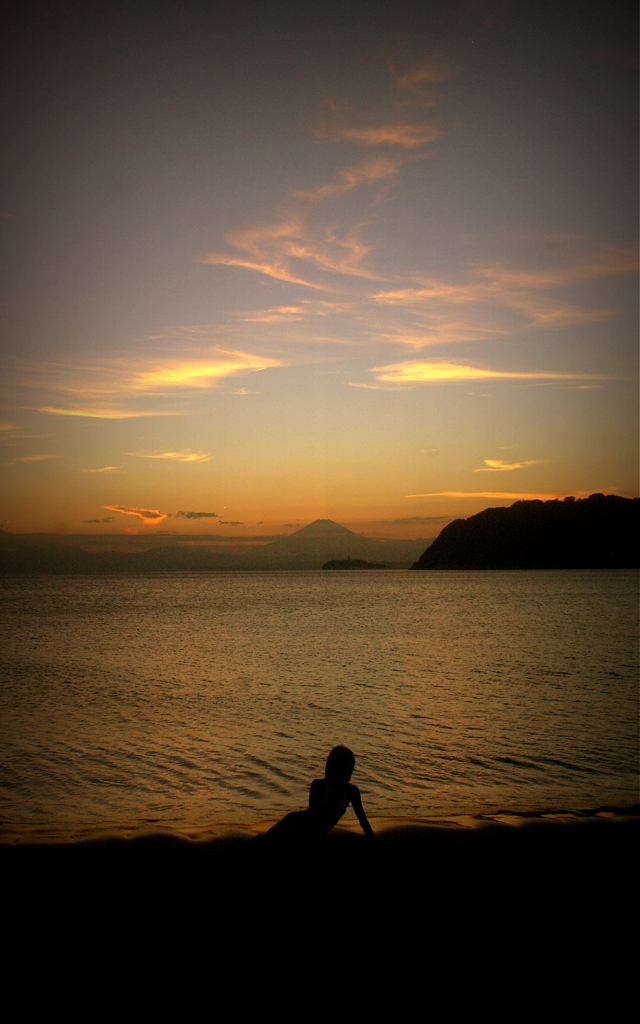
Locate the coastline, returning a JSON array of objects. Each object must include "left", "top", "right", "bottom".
[{"left": 1, "top": 803, "right": 638, "bottom": 847}]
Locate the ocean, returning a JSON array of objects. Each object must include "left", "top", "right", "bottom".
[{"left": 1, "top": 570, "right": 637, "bottom": 840}]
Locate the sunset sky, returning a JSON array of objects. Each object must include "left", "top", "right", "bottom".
[{"left": 1, "top": 1, "right": 637, "bottom": 538}]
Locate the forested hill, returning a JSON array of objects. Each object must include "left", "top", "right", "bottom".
[{"left": 413, "top": 494, "right": 639, "bottom": 570}]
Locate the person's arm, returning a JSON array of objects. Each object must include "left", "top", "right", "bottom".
[{"left": 349, "top": 785, "right": 376, "bottom": 842}]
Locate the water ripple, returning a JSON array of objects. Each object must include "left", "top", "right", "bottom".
[{"left": 0, "top": 569, "right": 637, "bottom": 827}]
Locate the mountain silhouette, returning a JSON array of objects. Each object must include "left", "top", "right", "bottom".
[
  {"left": 0, "top": 519, "right": 432, "bottom": 572},
  {"left": 256, "top": 520, "right": 428, "bottom": 568},
  {"left": 294, "top": 520, "right": 356, "bottom": 534}
]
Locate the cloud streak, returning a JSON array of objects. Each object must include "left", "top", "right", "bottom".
[
  {"left": 294, "top": 157, "right": 401, "bottom": 201},
  {"left": 38, "top": 407, "right": 178, "bottom": 418},
  {"left": 103, "top": 505, "right": 167, "bottom": 524},
  {"left": 129, "top": 352, "right": 282, "bottom": 390},
  {"left": 395, "top": 61, "right": 454, "bottom": 90},
  {"left": 204, "top": 217, "right": 382, "bottom": 287},
  {"left": 370, "top": 361, "right": 609, "bottom": 384},
  {"left": 371, "top": 245, "right": 638, "bottom": 337},
  {"left": 14, "top": 454, "right": 56, "bottom": 462},
  {"left": 173, "top": 511, "right": 219, "bottom": 519},
  {"left": 23, "top": 348, "right": 284, "bottom": 410},
  {"left": 340, "top": 125, "right": 442, "bottom": 147},
  {"left": 127, "top": 450, "right": 211, "bottom": 463},
  {"left": 405, "top": 491, "right": 565, "bottom": 500},
  {"left": 474, "top": 459, "right": 547, "bottom": 472}
]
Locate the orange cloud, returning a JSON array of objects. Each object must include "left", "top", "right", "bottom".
[
  {"left": 204, "top": 217, "right": 381, "bottom": 285},
  {"left": 340, "top": 125, "right": 442, "bottom": 147},
  {"left": 131, "top": 351, "right": 281, "bottom": 389},
  {"left": 294, "top": 157, "right": 400, "bottom": 201},
  {"left": 371, "top": 245, "right": 637, "bottom": 334},
  {"left": 127, "top": 450, "right": 211, "bottom": 462},
  {"left": 200, "top": 253, "right": 323, "bottom": 288},
  {"left": 346, "top": 381, "right": 410, "bottom": 391},
  {"left": 406, "top": 491, "right": 565, "bottom": 500},
  {"left": 236, "top": 306, "right": 306, "bottom": 323},
  {"left": 474, "top": 459, "right": 547, "bottom": 472},
  {"left": 103, "top": 505, "right": 167, "bottom": 525},
  {"left": 81, "top": 466, "right": 120, "bottom": 473},
  {"left": 14, "top": 454, "right": 56, "bottom": 462},
  {"left": 30, "top": 348, "right": 284, "bottom": 405},
  {"left": 370, "top": 361, "right": 608, "bottom": 384},
  {"left": 38, "top": 406, "right": 177, "bottom": 418},
  {"left": 202, "top": 218, "right": 326, "bottom": 287},
  {"left": 396, "top": 62, "right": 454, "bottom": 89}
]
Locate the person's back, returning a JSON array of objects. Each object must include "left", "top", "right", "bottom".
[
  {"left": 308, "top": 776, "right": 354, "bottom": 833},
  {"left": 258, "top": 745, "right": 375, "bottom": 848}
]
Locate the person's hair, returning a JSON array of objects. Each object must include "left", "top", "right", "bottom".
[{"left": 325, "top": 745, "right": 355, "bottom": 782}]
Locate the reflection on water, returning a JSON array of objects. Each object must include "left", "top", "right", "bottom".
[{"left": 0, "top": 570, "right": 637, "bottom": 832}]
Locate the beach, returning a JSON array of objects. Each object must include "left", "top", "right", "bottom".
[
  {"left": 3, "top": 571, "right": 637, "bottom": 985},
  {"left": 5, "top": 809, "right": 637, "bottom": 968}
]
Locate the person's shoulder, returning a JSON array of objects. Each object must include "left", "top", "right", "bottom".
[{"left": 347, "top": 783, "right": 361, "bottom": 799}]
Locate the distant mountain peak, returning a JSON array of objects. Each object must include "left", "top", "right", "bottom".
[{"left": 294, "top": 519, "right": 359, "bottom": 536}]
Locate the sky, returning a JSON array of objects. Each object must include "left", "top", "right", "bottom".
[{"left": 1, "top": 0, "right": 637, "bottom": 538}]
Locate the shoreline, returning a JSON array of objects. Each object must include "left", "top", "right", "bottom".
[
  {"left": 2, "top": 802, "right": 637, "bottom": 847},
  {"left": 5, "top": 804, "right": 637, "bottom": 971}
]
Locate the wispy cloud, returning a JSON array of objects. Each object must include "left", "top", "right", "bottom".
[
  {"left": 474, "top": 459, "right": 547, "bottom": 472},
  {"left": 13, "top": 454, "right": 56, "bottom": 462},
  {"left": 294, "top": 157, "right": 401, "bottom": 201},
  {"left": 81, "top": 466, "right": 120, "bottom": 473},
  {"left": 0, "top": 422, "right": 16, "bottom": 431},
  {"left": 38, "top": 406, "right": 179, "bottom": 418},
  {"left": 24, "top": 348, "right": 283, "bottom": 409},
  {"left": 380, "top": 516, "right": 454, "bottom": 524},
  {"left": 202, "top": 218, "right": 326, "bottom": 288},
  {"left": 201, "top": 253, "right": 323, "bottom": 288},
  {"left": 203, "top": 217, "right": 382, "bottom": 286},
  {"left": 395, "top": 61, "right": 454, "bottom": 90},
  {"left": 405, "top": 491, "right": 565, "bottom": 500},
  {"left": 370, "top": 361, "right": 608, "bottom": 384},
  {"left": 130, "top": 352, "right": 282, "bottom": 390},
  {"left": 340, "top": 125, "right": 441, "bottom": 147},
  {"left": 236, "top": 306, "right": 306, "bottom": 323},
  {"left": 103, "top": 505, "right": 167, "bottom": 524},
  {"left": 127, "top": 450, "right": 211, "bottom": 463},
  {"left": 347, "top": 381, "right": 411, "bottom": 390},
  {"left": 371, "top": 245, "right": 638, "bottom": 336}
]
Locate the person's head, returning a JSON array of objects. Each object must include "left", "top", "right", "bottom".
[{"left": 325, "top": 745, "right": 355, "bottom": 783}]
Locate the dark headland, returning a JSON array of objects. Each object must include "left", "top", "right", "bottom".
[{"left": 413, "top": 493, "right": 639, "bottom": 569}]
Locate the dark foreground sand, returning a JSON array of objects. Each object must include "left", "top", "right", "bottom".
[
  {"left": 3, "top": 806, "right": 634, "bottom": 937},
  {"left": 3, "top": 809, "right": 637, "bottom": 998}
]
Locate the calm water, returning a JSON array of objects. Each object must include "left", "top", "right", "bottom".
[{"left": 1, "top": 571, "right": 637, "bottom": 834}]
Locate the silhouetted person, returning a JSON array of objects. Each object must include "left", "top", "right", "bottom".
[{"left": 258, "top": 746, "right": 375, "bottom": 849}]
